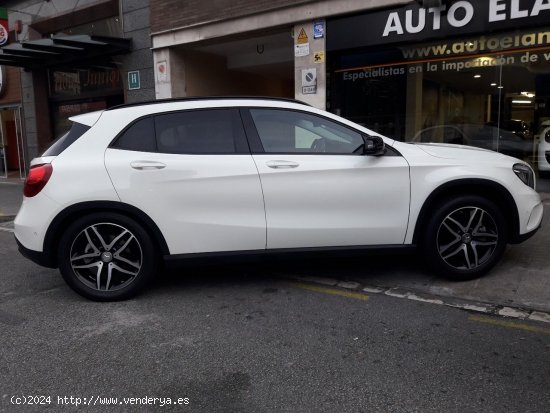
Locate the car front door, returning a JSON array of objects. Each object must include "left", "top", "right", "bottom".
[
  {"left": 243, "top": 108, "right": 410, "bottom": 249},
  {"left": 105, "top": 108, "right": 266, "bottom": 255}
]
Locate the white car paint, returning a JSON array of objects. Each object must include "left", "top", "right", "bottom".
[
  {"left": 105, "top": 149, "right": 266, "bottom": 254},
  {"left": 252, "top": 153, "right": 410, "bottom": 248},
  {"left": 395, "top": 142, "right": 543, "bottom": 243}
]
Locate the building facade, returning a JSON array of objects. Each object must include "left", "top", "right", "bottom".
[
  {"left": 2, "top": 0, "right": 549, "bottom": 179},
  {"left": 0, "top": 0, "right": 154, "bottom": 178},
  {"left": 150, "top": 0, "right": 550, "bottom": 165}
]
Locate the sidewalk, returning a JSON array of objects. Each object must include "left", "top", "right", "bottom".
[{"left": 0, "top": 177, "right": 23, "bottom": 221}]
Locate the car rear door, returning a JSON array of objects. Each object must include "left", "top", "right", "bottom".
[{"left": 104, "top": 108, "right": 266, "bottom": 255}]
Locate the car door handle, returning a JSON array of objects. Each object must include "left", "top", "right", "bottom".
[
  {"left": 130, "top": 161, "right": 166, "bottom": 170},
  {"left": 266, "top": 160, "right": 299, "bottom": 169}
]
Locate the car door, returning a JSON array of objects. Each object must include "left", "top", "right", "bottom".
[
  {"left": 105, "top": 108, "right": 266, "bottom": 255},
  {"left": 243, "top": 108, "right": 410, "bottom": 249}
]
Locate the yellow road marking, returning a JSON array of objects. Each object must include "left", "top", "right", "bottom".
[
  {"left": 290, "top": 282, "right": 369, "bottom": 301},
  {"left": 469, "top": 315, "right": 550, "bottom": 335}
]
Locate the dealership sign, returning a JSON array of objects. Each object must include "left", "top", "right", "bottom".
[
  {"left": 327, "top": 0, "right": 550, "bottom": 50},
  {"left": 0, "top": 8, "right": 8, "bottom": 46}
]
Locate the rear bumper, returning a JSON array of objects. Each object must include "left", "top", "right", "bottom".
[{"left": 15, "top": 235, "right": 56, "bottom": 268}]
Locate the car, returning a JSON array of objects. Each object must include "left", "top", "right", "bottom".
[
  {"left": 536, "top": 119, "right": 550, "bottom": 177},
  {"left": 14, "top": 97, "right": 543, "bottom": 301},
  {"left": 412, "top": 124, "right": 532, "bottom": 159},
  {"left": 488, "top": 119, "right": 532, "bottom": 141}
]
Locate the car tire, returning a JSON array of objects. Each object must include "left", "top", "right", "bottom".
[
  {"left": 422, "top": 196, "right": 507, "bottom": 281},
  {"left": 57, "top": 212, "right": 157, "bottom": 301}
]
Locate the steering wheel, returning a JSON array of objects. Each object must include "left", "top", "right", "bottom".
[{"left": 311, "top": 138, "right": 327, "bottom": 152}]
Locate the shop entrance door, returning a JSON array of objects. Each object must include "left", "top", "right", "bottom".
[{"left": 0, "top": 106, "right": 26, "bottom": 180}]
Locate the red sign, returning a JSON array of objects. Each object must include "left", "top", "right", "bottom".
[{"left": 0, "top": 8, "right": 8, "bottom": 46}]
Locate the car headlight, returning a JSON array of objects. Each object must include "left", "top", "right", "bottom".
[{"left": 513, "top": 163, "right": 535, "bottom": 189}]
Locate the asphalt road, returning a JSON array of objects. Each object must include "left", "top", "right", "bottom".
[{"left": 0, "top": 230, "right": 549, "bottom": 413}]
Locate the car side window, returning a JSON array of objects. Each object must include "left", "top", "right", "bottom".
[
  {"left": 112, "top": 117, "right": 156, "bottom": 152},
  {"left": 155, "top": 109, "right": 242, "bottom": 154},
  {"left": 249, "top": 109, "right": 364, "bottom": 154}
]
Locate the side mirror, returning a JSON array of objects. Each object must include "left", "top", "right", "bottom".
[{"left": 363, "top": 135, "right": 386, "bottom": 156}]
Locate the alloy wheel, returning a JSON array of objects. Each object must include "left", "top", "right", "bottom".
[
  {"left": 436, "top": 206, "right": 499, "bottom": 270},
  {"left": 69, "top": 223, "right": 143, "bottom": 291}
]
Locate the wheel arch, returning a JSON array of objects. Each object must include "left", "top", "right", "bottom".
[
  {"left": 412, "top": 178, "right": 520, "bottom": 245},
  {"left": 42, "top": 201, "right": 170, "bottom": 268}
]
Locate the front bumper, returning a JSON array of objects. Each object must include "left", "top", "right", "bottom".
[{"left": 538, "top": 148, "right": 550, "bottom": 171}]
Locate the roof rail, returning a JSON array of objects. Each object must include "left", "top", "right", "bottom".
[{"left": 105, "top": 96, "right": 311, "bottom": 111}]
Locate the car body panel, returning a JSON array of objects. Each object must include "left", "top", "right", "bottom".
[
  {"left": 252, "top": 153, "right": 410, "bottom": 248},
  {"left": 394, "top": 141, "right": 542, "bottom": 242},
  {"left": 104, "top": 149, "right": 267, "bottom": 254}
]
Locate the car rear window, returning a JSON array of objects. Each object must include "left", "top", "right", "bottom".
[{"left": 41, "top": 122, "right": 90, "bottom": 157}]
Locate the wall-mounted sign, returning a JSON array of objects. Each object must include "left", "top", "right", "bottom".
[
  {"left": 50, "top": 69, "right": 122, "bottom": 98},
  {"left": 327, "top": 0, "right": 550, "bottom": 51},
  {"left": 301, "top": 68, "right": 317, "bottom": 94},
  {"left": 313, "top": 21, "right": 325, "bottom": 39},
  {"left": 295, "top": 43, "right": 310, "bottom": 57},
  {"left": 0, "top": 8, "right": 8, "bottom": 46},
  {"left": 156, "top": 61, "right": 168, "bottom": 82},
  {"left": 128, "top": 70, "right": 140, "bottom": 90},
  {"left": 297, "top": 28, "right": 309, "bottom": 44},
  {"left": 313, "top": 51, "right": 325, "bottom": 63}
]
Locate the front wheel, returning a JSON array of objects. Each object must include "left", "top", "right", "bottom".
[
  {"left": 422, "top": 196, "right": 507, "bottom": 281},
  {"left": 57, "top": 213, "right": 157, "bottom": 301}
]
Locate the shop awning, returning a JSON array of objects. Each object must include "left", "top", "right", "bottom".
[{"left": 0, "top": 35, "right": 131, "bottom": 69}]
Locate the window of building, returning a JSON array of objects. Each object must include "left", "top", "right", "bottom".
[{"left": 329, "top": 26, "right": 550, "bottom": 164}]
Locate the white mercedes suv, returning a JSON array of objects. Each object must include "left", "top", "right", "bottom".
[{"left": 15, "top": 97, "right": 543, "bottom": 301}]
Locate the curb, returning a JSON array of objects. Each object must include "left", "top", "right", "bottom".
[{"left": 286, "top": 275, "right": 550, "bottom": 324}]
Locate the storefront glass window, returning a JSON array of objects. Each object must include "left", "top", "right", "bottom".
[{"left": 329, "top": 26, "right": 550, "bottom": 164}]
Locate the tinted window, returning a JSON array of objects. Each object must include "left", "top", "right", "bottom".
[
  {"left": 250, "top": 109, "right": 363, "bottom": 154},
  {"left": 155, "top": 109, "right": 240, "bottom": 154},
  {"left": 113, "top": 117, "right": 156, "bottom": 152},
  {"left": 41, "top": 122, "right": 90, "bottom": 156}
]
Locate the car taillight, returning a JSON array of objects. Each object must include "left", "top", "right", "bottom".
[{"left": 24, "top": 164, "right": 53, "bottom": 197}]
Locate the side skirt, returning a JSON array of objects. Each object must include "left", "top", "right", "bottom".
[{"left": 163, "top": 244, "right": 416, "bottom": 269}]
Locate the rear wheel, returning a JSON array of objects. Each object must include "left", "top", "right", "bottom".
[
  {"left": 57, "top": 213, "right": 157, "bottom": 301},
  {"left": 422, "top": 196, "right": 507, "bottom": 280}
]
